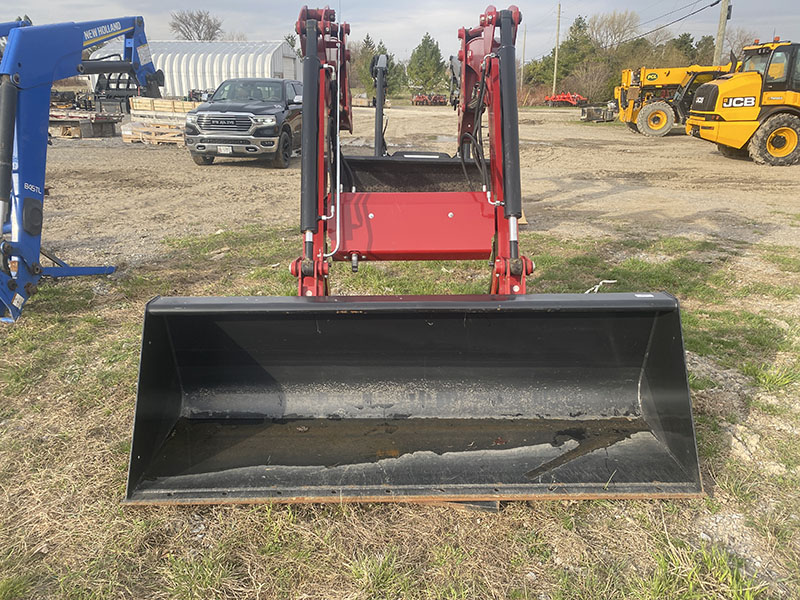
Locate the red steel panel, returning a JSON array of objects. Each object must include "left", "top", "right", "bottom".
[{"left": 330, "top": 191, "right": 494, "bottom": 261}]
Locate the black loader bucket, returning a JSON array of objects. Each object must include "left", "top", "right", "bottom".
[{"left": 126, "top": 293, "right": 702, "bottom": 504}]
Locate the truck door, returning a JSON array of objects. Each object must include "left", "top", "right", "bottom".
[{"left": 287, "top": 81, "right": 303, "bottom": 150}]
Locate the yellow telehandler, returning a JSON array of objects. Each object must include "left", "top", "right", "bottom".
[
  {"left": 615, "top": 64, "right": 731, "bottom": 136},
  {"left": 686, "top": 39, "right": 800, "bottom": 166}
]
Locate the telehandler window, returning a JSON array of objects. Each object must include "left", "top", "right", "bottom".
[
  {"left": 742, "top": 53, "right": 769, "bottom": 75},
  {"left": 766, "top": 50, "right": 789, "bottom": 83},
  {"left": 793, "top": 53, "right": 800, "bottom": 90}
]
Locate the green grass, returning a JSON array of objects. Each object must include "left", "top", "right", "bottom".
[
  {"left": 760, "top": 245, "right": 800, "bottom": 273},
  {"left": 689, "top": 373, "right": 718, "bottom": 391},
  {"left": 166, "top": 554, "right": 233, "bottom": 600},
  {"left": 732, "top": 282, "right": 800, "bottom": 300},
  {"left": 638, "top": 542, "right": 767, "bottom": 599},
  {"left": 551, "top": 541, "right": 767, "bottom": 600},
  {"left": 1, "top": 226, "right": 798, "bottom": 599},
  {"left": 740, "top": 363, "right": 800, "bottom": 391},
  {"left": 682, "top": 311, "right": 793, "bottom": 370},
  {"left": 348, "top": 548, "right": 412, "bottom": 598},
  {"left": 0, "top": 575, "right": 32, "bottom": 600}
]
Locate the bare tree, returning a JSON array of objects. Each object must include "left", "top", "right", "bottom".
[
  {"left": 563, "top": 59, "right": 611, "bottom": 101},
  {"left": 169, "top": 10, "right": 224, "bottom": 41},
  {"left": 724, "top": 27, "right": 758, "bottom": 58},
  {"left": 588, "top": 10, "right": 640, "bottom": 51},
  {"left": 223, "top": 31, "right": 248, "bottom": 42}
]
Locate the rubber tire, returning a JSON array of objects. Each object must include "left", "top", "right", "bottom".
[
  {"left": 626, "top": 121, "right": 640, "bottom": 134},
  {"left": 272, "top": 130, "right": 291, "bottom": 169},
  {"left": 191, "top": 153, "right": 214, "bottom": 165},
  {"left": 747, "top": 113, "right": 800, "bottom": 166},
  {"left": 716, "top": 144, "right": 750, "bottom": 160},
  {"left": 636, "top": 101, "right": 675, "bottom": 137}
]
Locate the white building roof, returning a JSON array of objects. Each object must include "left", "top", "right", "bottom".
[{"left": 92, "top": 40, "right": 301, "bottom": 97}]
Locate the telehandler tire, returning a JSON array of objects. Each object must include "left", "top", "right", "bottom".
[
  {"left": 626, "top": 121, "right": 640, "bottom": 134},
  {"left": 748, "top": 113, "right": 800, "bottom": 166},
  {"left": 716, "top": 144, "right": 749, "bottom": 160},
  {"left": 191, "top": 154, "right": 214, "bottom": 166},
  {"left": 636, "top": 101, "right": 674, "bottom": 137},
  {"left": 272, "top": 130, "right": 292, "bottom": 169}
]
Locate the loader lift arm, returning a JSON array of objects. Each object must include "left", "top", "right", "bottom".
[
  {"left": 0, "top": 17, "right": 163, "bottom": 321},
  {"left": 290, "top": 4, "right": 532, "bottom": 296},
  {"left": 0, "top": 17, "right": 31, "bottom": 38}
]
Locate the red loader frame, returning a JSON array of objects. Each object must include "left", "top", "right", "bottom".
[{"left": 291, "top": 4, "right": 532, "bottom": 297}]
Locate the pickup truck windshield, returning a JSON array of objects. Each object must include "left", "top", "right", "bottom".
[{"left": 211, "top": 81, "right": 284, "bottom": 102}]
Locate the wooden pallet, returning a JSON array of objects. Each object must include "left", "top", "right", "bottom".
[
  {"left": 129, "top": 97, "right": 202, "bottom": 113},
  {"left": 122, "top": 122, "right": 184, "bottom": 146}
]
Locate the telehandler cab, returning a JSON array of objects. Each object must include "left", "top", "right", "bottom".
[
  {"left": 687, "top": 39, "right": 800, "bottom": 165},
  {"left": 127, "top": 5, "right": 701, "bottom": 505}
]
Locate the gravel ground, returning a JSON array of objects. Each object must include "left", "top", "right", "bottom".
[{"left": 42, "top": 105, "right": 799, "bottom": 272}]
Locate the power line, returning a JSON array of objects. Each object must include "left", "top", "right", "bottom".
[
  {"left": 639, "top": 0, "right": 704, "bottom": 28},
  {"left": 620, "top": 0, "right": 721, "bottom": 45}
]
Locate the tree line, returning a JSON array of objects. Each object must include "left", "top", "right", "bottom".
[
  {"left": 166, "top": 9, "right": 758, "bottom": 102},
  {"left": 168, "top": 10, "right": 451, "bottom": 96},
  {"left": 523, "top": 10, "right": 757, "bottom": 102}
]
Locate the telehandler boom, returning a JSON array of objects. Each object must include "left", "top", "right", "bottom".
[{"left": 127, "top": 5, "right": 701, "bottom": 505}]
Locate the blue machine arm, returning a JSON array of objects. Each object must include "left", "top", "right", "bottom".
[
  {"left": 0, "top": 17, "right": 162, "bottom": 321},
  {"left": 0, "top": 19, "right": 31, "bottom": 37}
]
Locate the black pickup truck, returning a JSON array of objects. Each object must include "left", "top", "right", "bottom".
[{"left": 184, "top": 78, "right": 303, "bottom": 168}]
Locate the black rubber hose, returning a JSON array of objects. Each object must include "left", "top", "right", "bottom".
[
  {"left": 497, "top": 10, "right": 522, "bottom": 219},
  {"left": 0, "top": 76, "right": 18, "bottom": 225},
  {"left": 300, "top": 19, "right": 320, "bottom": 234}
]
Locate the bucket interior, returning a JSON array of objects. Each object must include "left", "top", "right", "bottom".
[
  {"left": 342, "top": 153, "right": 485, "bottom": 193},
  {"left": 127, "top": 294, "right": 701, "bottom": 503}
]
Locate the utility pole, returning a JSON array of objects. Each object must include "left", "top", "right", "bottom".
[
  {"left": 519, "top": 24, "right": 526, "bottom": 89},
  {"left": 552, "top": 2, "right": 561, "bottom": 97},
  {"left": 713, "top": 0, "right": 731, "bottom": 65}
]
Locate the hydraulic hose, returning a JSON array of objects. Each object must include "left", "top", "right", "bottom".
[{"left": 0, "top": 75, "right": 18, "bottom": 225}]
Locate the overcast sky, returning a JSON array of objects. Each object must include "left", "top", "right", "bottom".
[{"left": 14, "top": 1, "right": 800, "bottom": 61}]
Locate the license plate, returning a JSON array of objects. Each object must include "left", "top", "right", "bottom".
[{"left": 217, "top": 145, "right": 233, "bottom": 154}]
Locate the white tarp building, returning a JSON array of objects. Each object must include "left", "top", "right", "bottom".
[{"left": 91, "top": 40, "right": 302, "bottom": 98}]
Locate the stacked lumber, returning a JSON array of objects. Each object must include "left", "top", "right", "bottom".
[
  {"left": 121, "top": 122, "right": 184, "bottom": 146},
  {"left": 129, "top": 97, "right": 202, "bottom": 125},
  {"left": 124, "top": 97, "right": 198, "bottom": 145}
]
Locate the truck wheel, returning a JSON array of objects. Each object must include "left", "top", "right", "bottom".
[
  {"left": 637, "top": 102, "right": 675, "bottom": 136},
  {"left": 191, "top": 154, "right": 214, "bottom": 165},
  {"left": 716, "top": 144, "right": 749, "bottom": 160},
  {"left": 748, "top": 114, "right": 800, "bottom": 166},
  {"left": 626, "top": 121, "right": 640, "bottom": 134},
  {"left": 272, "top": 131, "right": 291, "bottom": 169}
]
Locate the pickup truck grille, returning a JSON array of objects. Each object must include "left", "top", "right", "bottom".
[
  {"left": 198, "top": 138, "right": 250, "bottom": 145},
  {"left": 196, "top": 114, "right": 252, "bottom": 132}
]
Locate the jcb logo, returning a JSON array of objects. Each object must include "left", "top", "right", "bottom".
[{"left": 722, "top": 96, "right": 756, "bottom": 108}]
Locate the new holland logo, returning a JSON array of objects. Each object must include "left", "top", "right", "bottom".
[
  {"left": 722, "top": 96, "right": 756, "bottom": 108},
  {"left": 646, "top": 73, "right": 658, "bottom": 81}
]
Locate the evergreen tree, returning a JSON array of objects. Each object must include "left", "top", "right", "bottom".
[
  {"left": 376, "top": 40, "right": 407, "bottom": 95},
  {"left": 407, "top": 33, "right": 447, "bottom": 93}
]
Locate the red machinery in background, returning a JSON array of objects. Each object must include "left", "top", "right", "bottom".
[
  {"left": 545, "top": 92, "right": 588, "bottom": 106},
  {"left": 291, "top": 4, "right": 533, "bottom": 296}
]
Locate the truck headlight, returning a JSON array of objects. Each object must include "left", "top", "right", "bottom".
[
  {"left": 186, "top": 114, "right": 198, "bottom": 124},
  {"left": 252, "top": 115, "right": 276, "bottom": 126}
]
